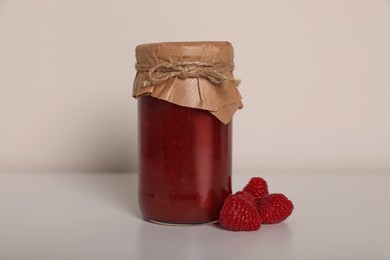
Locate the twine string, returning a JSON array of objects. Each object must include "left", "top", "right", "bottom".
[{"left": 135, "top": 61, "right": 240, "bottom": 87}]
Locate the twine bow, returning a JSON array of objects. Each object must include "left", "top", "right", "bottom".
[{"left": 135, "top": 61, "right": 240, "bottom": 87}]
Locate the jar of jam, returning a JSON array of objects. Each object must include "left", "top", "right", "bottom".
[{"left": 133, "top": 42, "right": 242, "bottom": 225}]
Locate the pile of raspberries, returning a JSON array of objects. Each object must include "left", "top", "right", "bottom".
[{"left": 219, "top": 177, "right": 294, "bottom": 231}]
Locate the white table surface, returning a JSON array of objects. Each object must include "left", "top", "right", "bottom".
[{"left": 0, "top": 172, "right": 389, "bottom": 260}]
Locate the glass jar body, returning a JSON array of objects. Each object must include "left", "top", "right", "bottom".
[{"left": 138, "top": 96, "right": 232, "bottom": 224}]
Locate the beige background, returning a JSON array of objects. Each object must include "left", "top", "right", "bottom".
[{"left": 1, "top": 0, "right": 389, "bottom": 174}]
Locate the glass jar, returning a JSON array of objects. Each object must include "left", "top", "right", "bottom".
[{"left": 133, "top": 42, "right": 242, "bottom": 225}]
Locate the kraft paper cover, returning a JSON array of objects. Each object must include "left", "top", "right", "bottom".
[{"left": 132, "top": 41, "right": 243, "bottom": 124}]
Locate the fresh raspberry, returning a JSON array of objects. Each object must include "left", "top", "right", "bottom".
[
  {"left": 234, "top": 191, "right": 257, "bottom": 208},
  {"left": 219, "top": 194, "right": 261, "bottom": 231},
  {"left": 257, "top": 193, "right": 294, "bottom": 224},
  {"left": 242, "top": 177, "right": 269, "bottom": 200}
]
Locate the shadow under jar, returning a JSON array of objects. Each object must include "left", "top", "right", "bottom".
[{"left": 133, "top": 41, "right": 243, "bottom": 225}]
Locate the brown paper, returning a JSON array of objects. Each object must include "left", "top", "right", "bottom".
[{"left": 132, "top": 41, "right": 243, "bottom": 124}]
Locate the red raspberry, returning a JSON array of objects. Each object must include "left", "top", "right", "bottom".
[
  {"left": 234, "top": 191, "right": 257, "bottom": 208},
  {"left": 242, "top": 177, "right": 269, "bottom": 200},
  {"left": 258, "top": 193, "right": 294, "bottom": 224},
  {"left": 219, "top": 194, "right": 261, "bottom": 231}
]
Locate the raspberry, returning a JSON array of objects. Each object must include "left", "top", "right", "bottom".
[
  {"left": 242, "top": 177, "right": 269, "bottom": 200},
  {"left": 234, "top": 191, "right": 257, "bottom": 208},
  {"left": 258, "top": 193, "right": 294, "bottom": 224},
  {"left": 219, "top": 194, "right": 261, "bottom": 231}
]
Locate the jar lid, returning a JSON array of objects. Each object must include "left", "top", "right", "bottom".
[{"left": 133, "top": 41, "right": 243, "bottom": 124}]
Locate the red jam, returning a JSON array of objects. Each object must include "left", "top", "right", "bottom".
[{"left": 138, "top": 96, "right": 232, "bottom": 224}]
